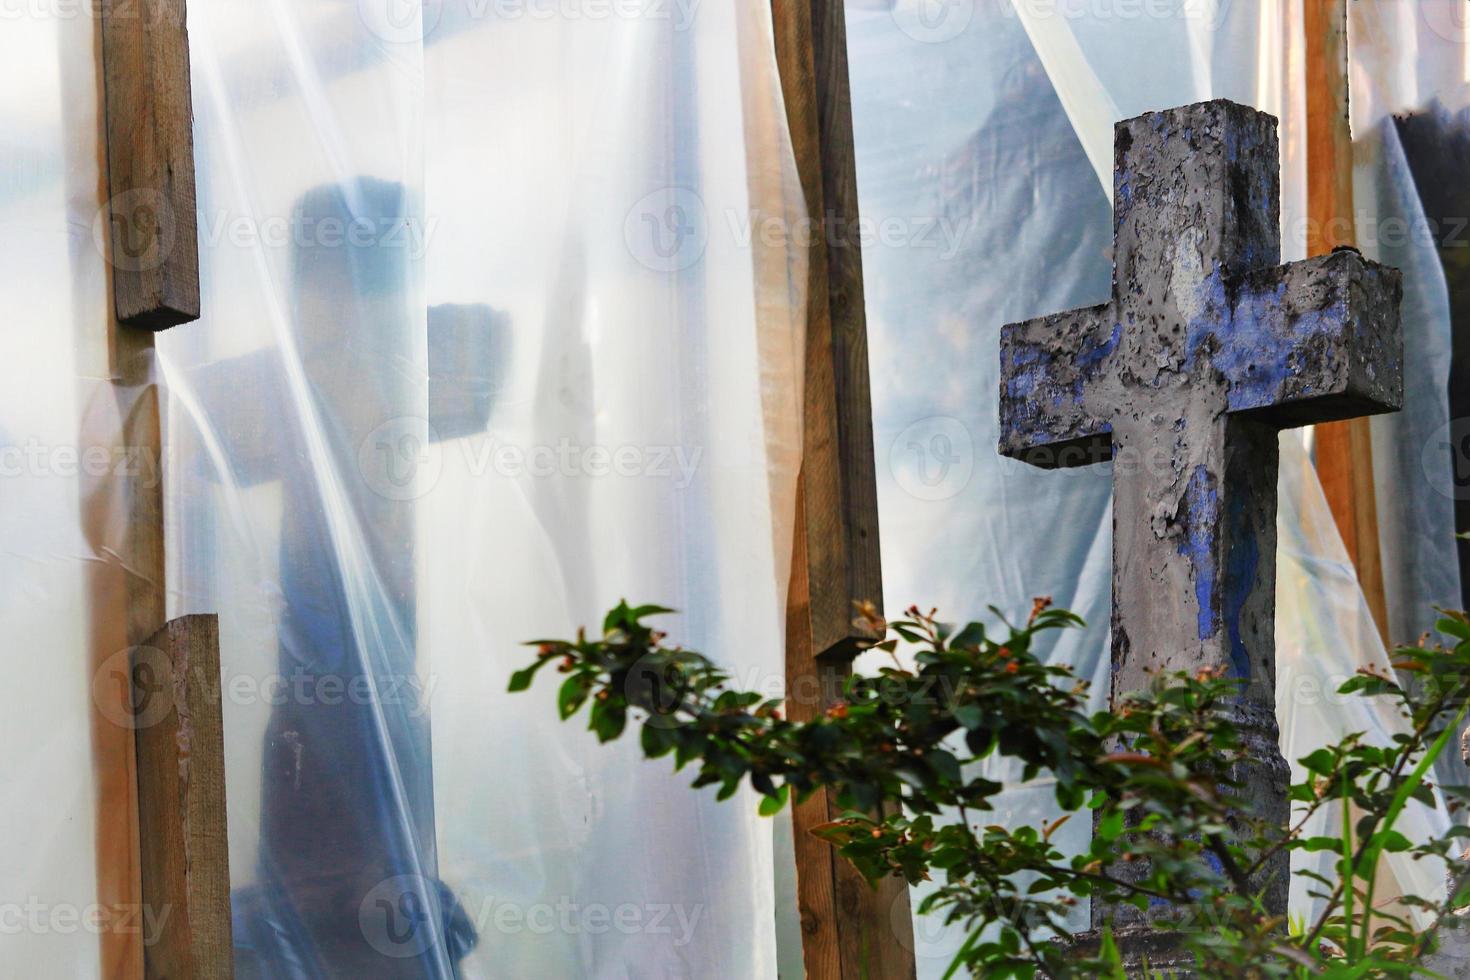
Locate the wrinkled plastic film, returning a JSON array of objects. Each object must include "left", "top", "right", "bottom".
[
  {"left": 1347, "top": 0, "right": 1465, "bottom": 645},
  {"left": 160, "top": 2, "right": 804, "bottom": 977}
]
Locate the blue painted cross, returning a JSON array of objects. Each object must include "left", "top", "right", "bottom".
[{"left": 999, "top": 100, "right": 1402, "bottom": 934}]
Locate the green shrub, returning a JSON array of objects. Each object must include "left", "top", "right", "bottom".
[{"left": 511, "top": 599, "right": 1470, "bottom": 978}]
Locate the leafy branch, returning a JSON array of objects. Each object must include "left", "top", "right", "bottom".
[{"left": 511, "top": 600, "right": 1470, "bottom": 978}]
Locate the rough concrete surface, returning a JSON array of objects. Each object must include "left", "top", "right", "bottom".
[{"left": 999, "top": 100, "right": 1405, "bottom": 954}]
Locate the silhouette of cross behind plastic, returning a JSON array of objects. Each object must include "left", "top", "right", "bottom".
[{"left": 998, "top": 100, "right": 1403, "bottom": 954}]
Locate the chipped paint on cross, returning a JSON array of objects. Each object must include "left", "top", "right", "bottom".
[{"left": 997, "top": 99, "right": 1405, "bottom": 944}]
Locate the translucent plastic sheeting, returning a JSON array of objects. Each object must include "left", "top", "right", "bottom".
[
  {"left": 847, "top": 2, "right": 1452, "bottom": 972},
  {"left": 0, "top": 11, "right": 156, "bottom": 979},
  {"left": 161, "top": 2, "right": 804, "bottom": 976},
  {"left": 1348, "top": 0, "right": 1465, "bottom": 647}
]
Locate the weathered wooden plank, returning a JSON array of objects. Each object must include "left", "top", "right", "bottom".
[
  {"left": 773, "top": 0, "right": 884, "bottom": 665},
  {"left": 99, "top": 0, "right": 200, "bottom": 330},
  {"left": 1304, "top": 0, "right": 1390, "bottom": 642},
  {"left": 770, "top": 2, "right": 917, "bottom": 977},
  {"left": 785, "top": 485, "right": 915, "bottom": 980},
  {"left": 133, "top": 615, "right": 233, "bottom": 980},
  {"left": 76, "top": 7, "right": 172, "bottom": 972}
]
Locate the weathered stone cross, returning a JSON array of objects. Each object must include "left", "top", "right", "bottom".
[{"left": 999, "top": 100, "right": 1403, "bottom": 945}]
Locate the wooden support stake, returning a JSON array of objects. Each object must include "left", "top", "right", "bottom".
[
  {"left": 133, "top": 616, "right": 233, "bottom": 979},
  {"left": 100, "top": 0, "right": 200, "bottom": 330},
  {"left": 93, "top": 2, "right": 210, "bottom": 974},
  {"left": 1305, "top": 0, "right": 1391, "bottom": 642},
  {"left": 771, "top": 2, "right": 917, "bottom": 977},
  {"left": 772, "top": 0, "right": 884, "bottom": 665}
]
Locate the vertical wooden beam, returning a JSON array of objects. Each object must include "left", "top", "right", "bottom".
[
  {"left": 1304, "top": 0, "right": 1391, "bottom": 642},
  {"left": 771, "top": 3, "right": 917, "bottom": 977},
  {"left": 93, "top": 2, "right": 211, "bottom": 976},
  {"left": 772, "top": 0, "right": 884, "bottom": 666},
  {"left": 133, "top": 616, "right": 234, "bottom": 979},
  {"left": 100, "top": 0, "right": 200, "bottom": 330}
]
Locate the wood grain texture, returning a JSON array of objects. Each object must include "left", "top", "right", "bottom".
[
  {"left": 134, "top": 616, "right": 233, "bottom": 980},
  {"left": 772, "top": 2, "right": 917, "bottom": 977},
  {"left": 786, "top": 482, "right": 915, "bottom": 980},
  {"left": 1304, "top": 0, "right": 1390, "bottom": 642},
  {"left": 773, "top": 0, "right": 884, "bottom": 665},
  {"left": 79, "top": 10, "right": 168, "bottom": 972},
  {"left": 100, "top": 0, "right": 200, "bottom": 330}
]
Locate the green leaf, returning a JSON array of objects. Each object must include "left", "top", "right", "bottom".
[
  {"left": 928, "top": 749, "right": 963, "bottom": 784},
  {"left": 602, "top": 600, "right": 633, "bottom": 634},
  {"left": 589, "top": 700, "right": 627, "bottom": 742},
  {"left": 951, "top": 622, "right": 986, "bottom": 649},
  {"left": 759, "top": 785, "right": 790, "bottom": 817},
  {"left": 1300, "top": 748, "right": 1336, "bottom": 775},
  {"left": 629, "top": 603, "right": 677, "bottom": 621},
  {"left": 558, "top": 673, "right": 594, "bottom": 720},
  {"left": 641, "top": 723, "right": 676, "bottom": 759},
  {"left": 1438, "top": 616, "right": 1470, "bottom": 643},
  {"left": 953, "top": 703, "right": 985, "bottom": 731},
  {"left": 1098, "top": 928, "right": 1124, "bottom": 973}
]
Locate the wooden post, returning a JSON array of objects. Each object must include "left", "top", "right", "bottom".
[
  {"left": 99, "top": 0, "right": 200, "bottom": 330},
  {"left": 133, "top": 616, "right": 234, "bottom": 979},
  {"left": 91, "top": 1, "right": 215, "bottom": 976},
  {"left": 770, "top": 3, "right": 917, "bottom": 977},
  {"left": 1304, "top": 0, "right": 1391, "bottom": 642}
]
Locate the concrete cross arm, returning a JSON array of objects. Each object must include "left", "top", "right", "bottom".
[
  {"left": 998, "top": 250, "right": 1402, "bottom": 470},
  {"left": 1220, "top": 249, "right": 1403, "bottom": 427},
  {"left": 997, "top": 303, "right": 1117, "bottom": 469}
]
